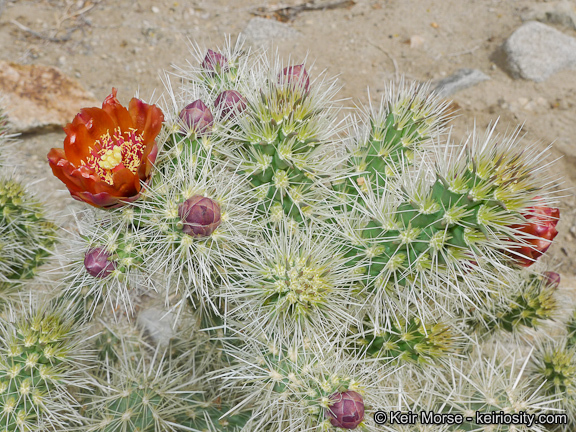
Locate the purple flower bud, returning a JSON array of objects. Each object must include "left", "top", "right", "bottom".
[
  {"left": 278, "top": 64, "right": 310, "bottom": 92},
  {"left": 325, "top": 391, "right": 365, "bottom": 430},
  {"left": 215, "top": 90, "right": 247, "bottom": 119},
  {"left": 201, "top": 49, "right": 228, "bottom": 75},
  {"left": 84, "top": 247, "right": 116, "bottom": 278},
  {"left": 543, "top": 271, "right": 561, "bottom": 289},
  {"left": 179, "top": 100, "right": 214, "bottom": 136},
  {"left": 178, "top": 195, "right": 222, "bottom": 238}
]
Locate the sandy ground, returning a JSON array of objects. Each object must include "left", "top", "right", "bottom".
[{"left": 0, "top": 0, "right": 575, "bottom": 284}]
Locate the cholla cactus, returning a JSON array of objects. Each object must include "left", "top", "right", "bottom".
[
  {"left": 2, "top": 35, "right": 565, "bottom": 432},
  {"left": 174, "top": 37, "right": 253, "bottom": 95},
  {"left": 0, "top": 299, "right": 91, "bottom": 431},
  {"left": 334, "top": 123, "right": 560, "bottom": 326},
  {"left": 0, "top": 114, "right": 57, "bottom": 307},
  {"left": 466, "top": 270, "right": 557, "bottom": 338},
  {"left": 84, "top": 342, "right": 197, "bottom": 432},
  {"left": 51, "top": 209, "right": 150, "bottom": 319},
  {"left": 0, "top": 179, "right": 58, "bottom": 283},
  {"left": 129, "top": 154, "right": 258, "bottom": 314},
  {"left": 529, "top": 340, "right": 576, "bottom": 428},
  {"left": 230, "top": 69, "right": 344, "bottom": 223}
]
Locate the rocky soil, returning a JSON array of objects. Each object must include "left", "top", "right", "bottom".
[{"left": 0, "top": 0, "right": 575, "bottom": 293}]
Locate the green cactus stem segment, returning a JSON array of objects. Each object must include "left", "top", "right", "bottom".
[
  {"left": 467, "top": 273, "right": 557, "bottom": 336},
  {"left": 260, "top": 348, "right": 363, "bottom": 428},
  {"left": 0, "top": 310, "right": 79, "bottom": 432},
  {"left": 88, "top": 352, "right": 197, "bottom": 432},
  {"left": 236, "top": 75, "right": 338, "bottom": 222},
  {"left": 355, "top": 317, "right": 456, "bottom": 365},
  {"left": 338, "top": 84, "right": 451, "bottom": 195},
  {"left": 0, "top": 178, "right": 57, "bottom": 284},
  {"left": 533, "top": 344, "right": 576, "bottom": 398},
  {"left": 345, "top": 171, "right": 534, "bottom": 288},
  {"left": 200, "top": 50, "right": 240, "bottom": 92}
]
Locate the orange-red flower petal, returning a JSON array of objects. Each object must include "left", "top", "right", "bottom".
[
  {"left": 129, "top": 97, "right": 164, "bottom": 145},
  {"left": 509, "top": 198, "right": 560, "bottom": 267},
  {"left": 48, "top": 88, "right": 164, "bottom": 209}
]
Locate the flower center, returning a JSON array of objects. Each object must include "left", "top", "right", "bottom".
[{"left": 84, "top": 127, "right": 145, "bottom": 185}]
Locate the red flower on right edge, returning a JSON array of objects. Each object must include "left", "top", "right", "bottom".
[{"left": 509, "top": 197, "right": 560, "bottom": 267}]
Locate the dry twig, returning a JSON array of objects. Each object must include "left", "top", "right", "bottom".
[
  {"left": 445, "top": 44, "right": 481, "bottom": 58},
  {"left": 11, "top": 19, "right": 73, "bottom": 43},
  {"left": 253, "top": 0, "right": 356, "bottom": 22},
  {"left": 367, "top": 41, "right": 400, "bottom": 83},
  {"left": 10, "top": 1, "right": 96, "bottom": 43}
]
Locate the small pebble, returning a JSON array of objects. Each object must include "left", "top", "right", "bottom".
[
  {"left": 152, "top": 6, "right": 160, "bottom": 13},
  {"left": 409, "top": 35, "right": 426, "bottom": 49}
]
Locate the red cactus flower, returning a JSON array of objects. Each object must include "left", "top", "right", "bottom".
[
  {"left": 325, "top": 391, "right": 365, "bottom": 430},
  {"left": 510, "top": 197, "right": 560, "bottom": 267},
  {"left": 47, "top": 88, "right": 164, "bottom": 209}
]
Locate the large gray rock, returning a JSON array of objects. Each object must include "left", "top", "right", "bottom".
[
  {"left": 0, "top": 61, "right": 98, "bottom": 133},
  {"left": 503, "top": 21, "right": 576, "bottom": 82},
  {"left": 521, "top": 1, "right": 576, "bottom": 31},
  {"left": 242, "top": 17, "right": 300, "bottom": 47},
  {"left": 433, "top": 68, "right": 490, "bottom": 97}
]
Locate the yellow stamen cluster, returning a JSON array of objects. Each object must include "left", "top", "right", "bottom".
[
  {"left": 99, "top": 145, "right": 123, "bottom": 170},
  {"left": 84, "top": 127, "right": 145, "bottom": 185}
]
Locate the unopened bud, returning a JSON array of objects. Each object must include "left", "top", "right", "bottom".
[
  {"left": 179, "top": 100, "right": 214, "bottom": 136},
  {"left": 178, "top": 195, "right": 221, "bottom": 238},
  {"left": 84, "top": 247, "right": 116, "bottom": 278},
  {"left": 542, "top": 271, "right": 561, "bottom": 289},
  {"left": 201, "top": 49, "right": 228, "bottom": 75},
  {"left": 325, "top": 391, "right": 365, "bottom": 430},
  {"left": 215, "top": 90, "right": 247, "bottom": 118},
  {"left": 278, "top": 64, "right": 310, "bottom": 92}
]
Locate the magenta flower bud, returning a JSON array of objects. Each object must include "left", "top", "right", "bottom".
[
  {"left": 201, "top": 49, "right": 228, "bottom": 75},
  {"left": 178, "top": 195, "right": 222, "bottom": 238},
  {"left": 325, "top": 391, "right": 365, "bottom": 430},
  {"left": 278, "top": 64, "right": 310, "bottom": 92},
  {"left": 542, "top": 271, "right": 561, "bottom": 289},
  {"left": 84, "top": 247, "right": 116, "bottom": 278},
  {"left": 179, "top": 100, "right": 214, "bottom": 136},
  {"left": 215, "top": 90, "right": 247, "bottom": 119}
]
